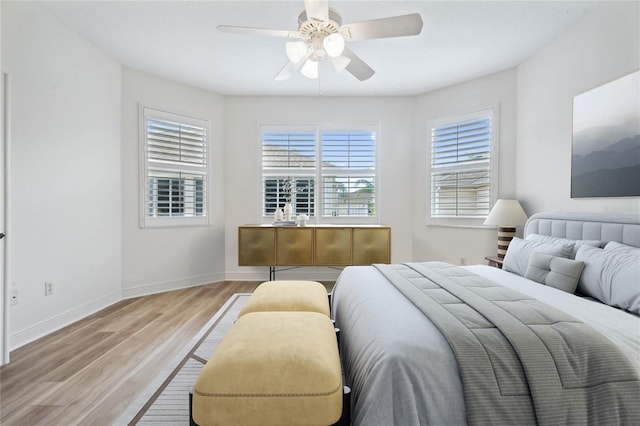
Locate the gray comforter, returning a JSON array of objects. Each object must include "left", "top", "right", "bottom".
[{"left": 332, "top": 262, "right": 640, "bottom": 426}]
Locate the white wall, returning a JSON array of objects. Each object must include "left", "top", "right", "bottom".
[
  {"left": 2, "top": 2, "right": 122, "bottom": 349},
  {"left": 517, "top": 1, "right": 640, "bottom": 215},
  {"left": 224, "top": 96, "right": 414, "bottom": 281},
  {"left": 412, "top": 68, "right": 519, "bottom": 265},
  {"left": 120, "top": 68, "right": 226, "bottom": 297}
]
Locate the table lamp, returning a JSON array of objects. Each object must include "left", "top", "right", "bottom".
[{"left": 484, "top": 199, "right": 528, "bottom": 258}]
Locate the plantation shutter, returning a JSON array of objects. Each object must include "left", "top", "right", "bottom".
[
  {"left": 143, "top": 108, "right": 208, "bottom": 225},
  {"left": 430, "top": 116, "right": 492, "bottom": 218},
  {"left": 321, "top": 131, "right": 376, "bottom": 217},
  {"left": 146, "top": 117, "right": 207, "bottom": 165},
  {"left": 262, "top": 131, "right": 316, "bottom": 169},
  {"left": 260, "top": 128, "right": 377, "bottom": 222},
  {"left": 261, "top": 130, "right": 316, "bottom": 216}
]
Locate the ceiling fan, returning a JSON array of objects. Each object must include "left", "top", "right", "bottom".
[{"left": 217, "top": 0, "right": 423, "bottom": 82}]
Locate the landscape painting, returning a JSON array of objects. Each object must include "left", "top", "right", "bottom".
[{"left": 571, "top": 71, "right": 640, "bottom": 198}]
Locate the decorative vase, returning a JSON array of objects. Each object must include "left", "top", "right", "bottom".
[
  {"left": 274, "top": 208, "right": 284, "bottom": 221},
  {"left": 284, "top": 202, "right": 293, "bottom": 221}
]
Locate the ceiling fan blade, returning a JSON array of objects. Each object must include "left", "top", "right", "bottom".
[
  {"left": 274, "top": 50, "right": 313, "bottom": 81},
  {"left": 341, "top": 13, "right": 423, "bottom": 41},
  {"left": 342, "top": 48, "right": 375, "bottom": 81},
  {"left": 217, "top": 25, "right": 300, "bottom": 39},
  {"left": 331, "top": 55, "right": 352, "bottom": 74},
  {"left": 274, "top": 61, "right": 298, "bottom": 81},
  {"left": 304, "top": 0, "right": 329, "bottom": 23}
]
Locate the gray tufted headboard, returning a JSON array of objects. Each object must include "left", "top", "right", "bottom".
[{"left": 524, "top": 212, "right": 640, "bottom": 248}]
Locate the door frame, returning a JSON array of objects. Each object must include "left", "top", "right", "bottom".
[{"left": 1, "top": 72, "right": 10, "bottom": 365}]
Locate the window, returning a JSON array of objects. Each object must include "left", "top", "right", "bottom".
[
  {"left": 261, "top": 127, "right": 377, "bottom": 223},
  {"left": 428, "top": 109, "right": 497, "bottom": 226},
  {"left": 140, "top": 107, "right": 210, "bottom": 227}
]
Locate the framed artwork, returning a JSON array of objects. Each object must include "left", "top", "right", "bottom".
[{"left": 571, "top": 70, "right": 640, "bottom": 198}]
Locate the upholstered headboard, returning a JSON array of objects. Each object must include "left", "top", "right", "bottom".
[{"left": 524, "top": 212, "right": 640, "bottom": 248}]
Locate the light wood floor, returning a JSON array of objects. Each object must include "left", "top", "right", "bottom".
[{"left": 0, "top": 280, "right": 334, "bottom": 425}]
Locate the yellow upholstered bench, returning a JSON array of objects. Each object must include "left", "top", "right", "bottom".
[
  {"left": 239, "top": 280, "right": 330, "bottom": 318},
  {"left": 191, "top": 311, "right": 344, "bottom": 426}
]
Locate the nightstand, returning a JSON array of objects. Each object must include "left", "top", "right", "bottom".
[{"left": 484, "top": 256, "right": 504, "bottom": 269}]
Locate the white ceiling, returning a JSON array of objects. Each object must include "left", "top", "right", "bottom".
[{"left": 39, "top": 0, "right": 600, "bottom": 96}]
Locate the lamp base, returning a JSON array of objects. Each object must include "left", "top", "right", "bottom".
[{"left": 497, "top": 226, "right": 516, "bottom": 259}]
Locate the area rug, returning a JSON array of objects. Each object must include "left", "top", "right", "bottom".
[{"left": 115, "top": 293, "right": 250, "bottom": 425}]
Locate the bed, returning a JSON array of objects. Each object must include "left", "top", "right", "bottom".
[{"left": 331, "top": 212, "right": 640, "bottom": 425}]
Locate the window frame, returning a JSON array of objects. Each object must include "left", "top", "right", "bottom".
[
  {"left": 259, "top": 124, "right": 379, "bottom": 225},
  {"left": 426, "top": 107, "right": 499, "bottom": 228},
  {"left": 139, "top": 105, "right": 211, "bottom": 228}
]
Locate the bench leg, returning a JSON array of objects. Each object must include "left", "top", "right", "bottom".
[
  {"left": 331, "top": 385, "right": 351, "bottom": 426},
  {"left": 189, "top": 389, "right": 199, "bottom": 426}
]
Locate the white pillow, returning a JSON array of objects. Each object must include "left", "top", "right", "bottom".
[
  {"left": 524, "top": 252, "right": 584, "bottom": 294},
  {"left": 525, "top": 233, "right": 602, "bottom": 258},
  {"left": 503, "top": 237, "right": 574, "bottom": 277},
  {"left": 575, "top": 245, "right": 640, "bottom": 314},
  {"left": 604, "top": 241, "right": 640, "bottom": 254}
]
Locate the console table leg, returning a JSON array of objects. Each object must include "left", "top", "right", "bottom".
[{"left": 269, "top": 266, "right": 275, "bottom": 281}]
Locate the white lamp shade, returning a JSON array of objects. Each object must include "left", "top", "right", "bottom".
[
  {"left": 300, "top": 59, "right": 319, "bottom": 79},
  {"left": 323, "top": 33, "right": 345, "bottom": 58},
  {"left": 286, "top": 41, "right": 309, "bottom": 64},
  {"left": 483, "top": 199, "right": 528, "bottom": 226}
]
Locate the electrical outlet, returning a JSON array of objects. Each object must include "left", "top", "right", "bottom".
[
  {"left": 10, "top": 290, "right": 18, "bottom": 305},
  {"left": 45, "top": 281, "right": 54, "bottom": 296}
]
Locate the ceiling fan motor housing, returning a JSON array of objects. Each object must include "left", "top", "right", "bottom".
[{"left": 297, "top": 8, "right": 342, "bottom": 60}]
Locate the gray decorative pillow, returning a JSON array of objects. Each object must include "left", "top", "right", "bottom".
[
  {"left": 524, "top": 252, "right": 584, "bottom": 294},
  {"left": 575, "top": 245, "right": 640, "bottom": 314},
  {"left": 503, "top": 237, "right": 574, "bottom": 277},
  {"left": 525, "top": 233, "right": 603, "bottom": 258}
]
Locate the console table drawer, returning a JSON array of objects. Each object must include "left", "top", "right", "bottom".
[
  {"left": 276, "top": 227, "right": 314, "bottom": 266},
  {"left": 238, "top": 227, "right": 275, "bottom": 266},
  {"left": 315, "top": 228, "right": 352, "bottom": 266},
  {"left": 353, "top": 227, "right": 391, "bottom": 265}
]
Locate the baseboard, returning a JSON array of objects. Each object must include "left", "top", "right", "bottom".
[
  {"left": 9, "top": 289, "right": 122, "bottom": 351},
  {"left": 121, "top": 272, "right": 226, "bottom": 299}
]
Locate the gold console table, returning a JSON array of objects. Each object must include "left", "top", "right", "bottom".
[{"left": 238, "top": 225, "right": 391, "bottom": 280}]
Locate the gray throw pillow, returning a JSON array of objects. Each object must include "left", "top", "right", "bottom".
[
  {"left": 524, "top": 252, "right": 584, "bottom": 294},
  {"left": 503, "top": 237, "right": 574, "bottom": 277}
]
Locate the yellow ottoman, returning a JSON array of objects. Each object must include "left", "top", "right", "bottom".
[
  {"left": 239, "top": 280, "right": 330, "bottom": 318},
  {"left": 192, "top": 311, "right": 343, "bottom": 426}
]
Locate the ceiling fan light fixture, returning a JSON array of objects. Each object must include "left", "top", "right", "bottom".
[
  {"left": 286, "top": 41, "right": 309, "bottom": 64},
  {"left": 323, "top": 32, "right": 345, "bottom": 58},
  {"left": 300, "top": 59, "right": 319, "bottom": 79}
]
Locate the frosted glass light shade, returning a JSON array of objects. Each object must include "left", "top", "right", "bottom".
[
  {"left": 286, "top": 41, "right": 309, "bottom": 64},
  {"left": 300, "top": 59, "right": 319, "bottom": 79},
  {"left": 484, "top": 199, "right": 528, "bottom": 226},
  {"left": 323, "top": 33, "right": 345, "bottom": 58}
]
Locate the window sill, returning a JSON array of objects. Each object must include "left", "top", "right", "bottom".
[
  {"left": 141, "top": 216, "right": 210, "bottom": 229},
  {"left": 427, "top": 217, "right": 489, "bottom": 229},
  {"left": 261, "top": 217, "right": 379, "bottom": 226},
  {"left": 427, "top": 223, "right": 493, "bottom": 230}
]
